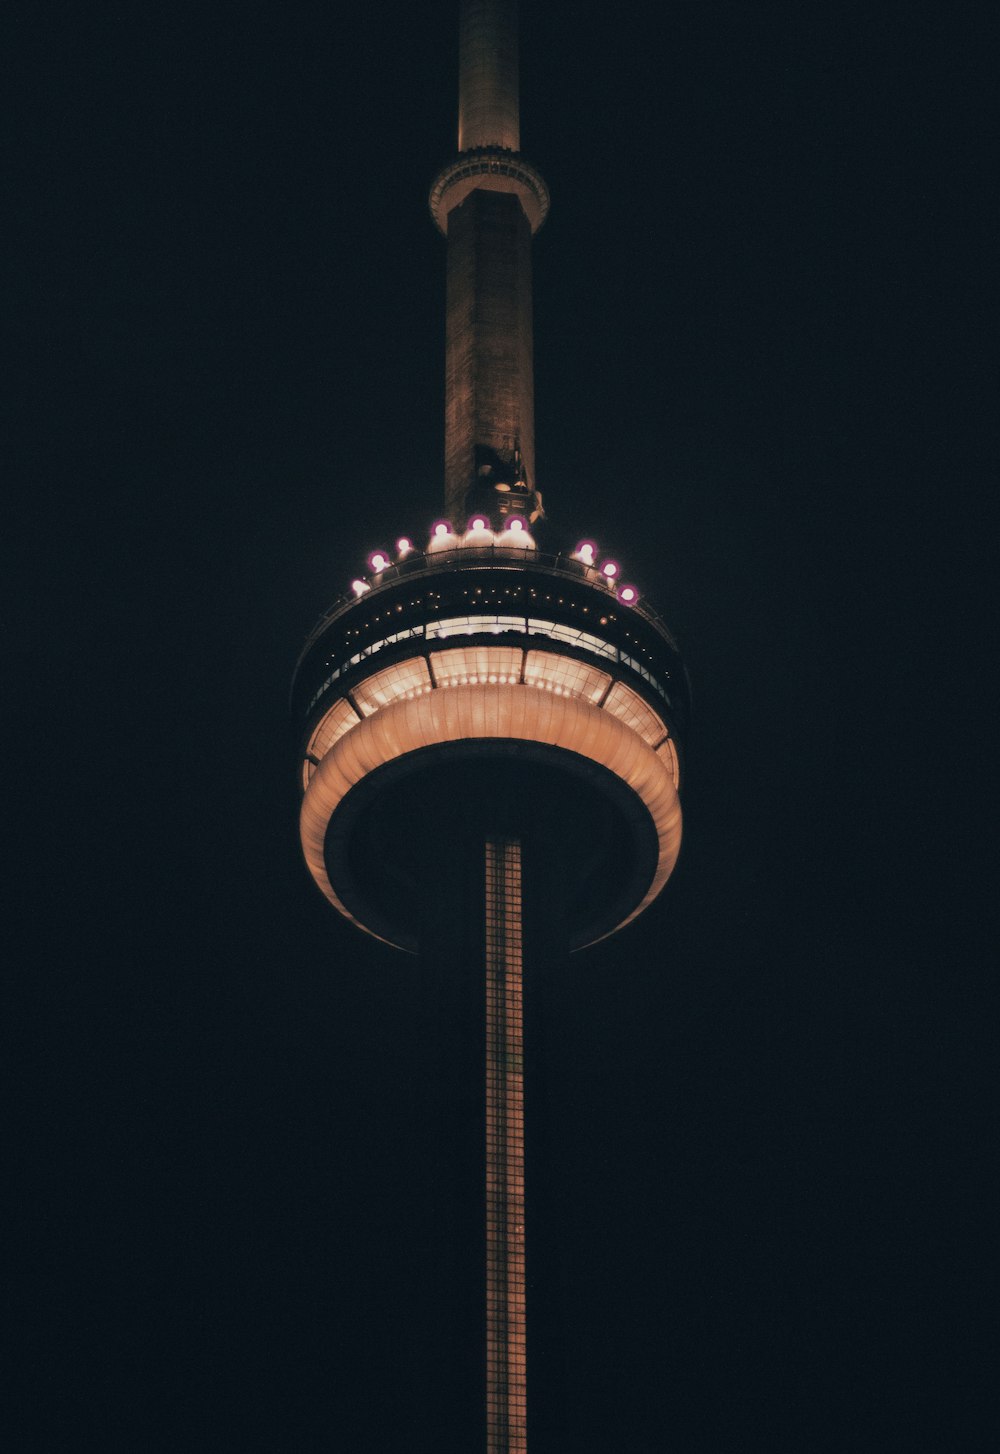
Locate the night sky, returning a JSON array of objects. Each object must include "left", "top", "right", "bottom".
[{"left": 9, "top": 2, "right": 994, "bottom": 1450}]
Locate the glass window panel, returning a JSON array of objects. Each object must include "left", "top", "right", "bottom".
[
  {"left": 656, "top": 737, "right": 681, "bottom": 788},
  {"left": 351, "top": 657, "right": 432, "bottom": 714},
  {"left": 427, "top": 615, "right": 478, "bottom": 639},
  {"left": 523, "top": 650, "right": 611, "bottom": 703},
  {"left": 603, "top": 681, "right": 667, "bottom": 747},
  {"left": 427, "top": 614, "right": 528, "bottom": 641},
  {"left": 431, "top": 646, "right": 524, "bottom": 685},
  {"left": 306, "top": 697, "right": 361, "bottom": 759},
  {"left": 308, "top": 665, "right": 343, "bottom": 713},
  {"left": 528, "top": 619, "right": 618, "bottom": 661},
  {"left": 577, "top": 631, "right": 617, "bottom": 659}
]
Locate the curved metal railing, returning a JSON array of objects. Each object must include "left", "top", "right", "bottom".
[{"left": 294, "top": 545, "right": 682, "bottom": 679}]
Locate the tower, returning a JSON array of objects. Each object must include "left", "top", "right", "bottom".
[{"left": 292, "top": 3, "right": 688, "bottom": 1448}]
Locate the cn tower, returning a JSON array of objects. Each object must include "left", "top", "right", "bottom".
[{"left": 292, "top": 3, "right": 688, "bottom": 1448}]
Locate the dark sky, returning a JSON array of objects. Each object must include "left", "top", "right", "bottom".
[{"left": 9, "top": 2, "right": 994, "bottom": 1450}]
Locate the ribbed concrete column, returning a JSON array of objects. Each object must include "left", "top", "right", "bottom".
[
  {"left": 459, "top": 0, "right": 520, "bottom": 151},
  {"left": 444, "top": 189, "right": 535, "bottom": 523},
  {"left": 485, "top": 836, "right": 527, "bottom": 1454}
]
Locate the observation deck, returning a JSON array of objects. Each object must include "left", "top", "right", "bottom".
[{"left": 293, "top": 526, "right": 688, "bottom": 953}]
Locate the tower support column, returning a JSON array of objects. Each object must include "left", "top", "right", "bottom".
[
  {"left": 445, "top": 189, "right": 535, "bottom": 522},
  {"left": 484, "top": 836, "right": 527, "bottom": 1453}
]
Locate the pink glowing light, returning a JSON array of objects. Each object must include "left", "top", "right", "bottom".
[
  {"left": 351, "top": 579, "right": 370, "bottom": 597},
  {"left": 618, "top": 584, "right": 639, "bottom": 605},
  {"left": 601, "top": 559, "right": 620, "bottom": 580},
  {"left": 369, "top": 550, "right": 390, "bottom": 573},
  {"left": 433, "top": 521, "right": 452, "bottom": 538},
  {"left": 574, "top": 540, "right": 597, "bottom": 565},
  {"left": 506, "top": 517, "right": 525, "bottom": 533},
  {"left": 468, "top": 516, "right": 489, "bottom": 532},
  {"left": 396, "top": 537, "right": 413, "bottom": 555}
]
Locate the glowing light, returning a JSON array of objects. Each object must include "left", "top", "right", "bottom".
[
  {"left": 468, "top": 516, "right": 489, "bottom": 532},
  {"left": 428, "top": 521, "right": 458, "bottom": 553},
  {"left": 618, "top": 584, "right": 639, "bottom": 605},
  {"left": 574, "top": 540, "right": 597, "bottom": 565},
  {"left": 301, "top": 687, "right": 682, "bottom": 949},
  {"left": 351, "top": 579, "right": 370, "bottom": 597},
  {"left": 369, "top": 550, "right": 390, "bottom": 573},
  {"left": 396, "top": 537, "right": 413, "bottom": 556},
  {"left": 601, "top": 560, "right": 620, "bottom": 580},
  {"left": 604, "top": 680, "right": 667, "bottom": 748},
  {"left": 495, "top": 517, "right": 535, "bottom": 551}
]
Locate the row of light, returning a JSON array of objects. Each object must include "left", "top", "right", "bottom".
[
  {"left": 440, "top": 676, "right": 582, "bottom": 693},
  {"left": 351, "top": 521, "right": 639, "bottom": 606},
  {"left": 569, "top": 541, "right": 639, "bottom": 603}
]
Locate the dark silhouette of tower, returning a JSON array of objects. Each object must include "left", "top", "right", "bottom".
[{"left": 292, "top": 4, "right": 688, "bottom": 1449}]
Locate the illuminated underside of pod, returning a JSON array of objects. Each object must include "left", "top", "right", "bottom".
[
  {"left": 293, "top": 544, "right": 688, "bottom": 953},
  {"left": 299, "top": 670, "right": 682, "bottom": 952}
]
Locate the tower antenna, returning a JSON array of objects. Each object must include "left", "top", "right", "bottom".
[{"left": 431, "top": 0, "right": 549, "bottom": 525}]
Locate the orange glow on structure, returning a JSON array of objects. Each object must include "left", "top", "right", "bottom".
[
  {"left": 485, "top": 838, "right": 526, "bottom": 1454},
  {"left": 291, "top": 3, "right": 690, "bottom": 1445},
  {"left": 299, "top": 683, "right": 683, "bottom": 950}
]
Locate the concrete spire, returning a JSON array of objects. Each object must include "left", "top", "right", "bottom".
[{"left": 459, "top": 0, "right": 520, "bottom": 152}]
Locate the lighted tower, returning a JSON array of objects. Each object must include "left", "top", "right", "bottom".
[{"left": 292, "top": 3, "right": 688, "bottom": 1448}]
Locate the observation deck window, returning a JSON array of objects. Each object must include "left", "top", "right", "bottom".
[
  {"left": 523, "top": 651, "right": 610, "bottom": 703},
  {"left": 302, "top": 698, "right": 362, "bottom": 789},
  {"left": 656, "top": 737, "right": 681, "bottom": 790},
  {"left": 427, "top": 614, "right": 526, "bottom": 640},
  {"left": 351, "top": 658, "right": 432, "bottom": 715},
  {"left": 305, "top": 615, "right": 672, "bottom": 716},
  {"left": 603, "top": 681, "right": 668, "bottom": 748},
  {"left": 431, "top": 646, "right": 524, "bottom": 685}
]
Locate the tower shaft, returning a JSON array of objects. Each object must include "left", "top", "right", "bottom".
[
  {"left": 445, "top": 190, "right": 535, "bottom": 523},
  {"left": 485, "top": 837, "right": 527, "bottom": 1454},
  {"left": 435, "top": 0, "right": 546, "bottom": 525}
]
